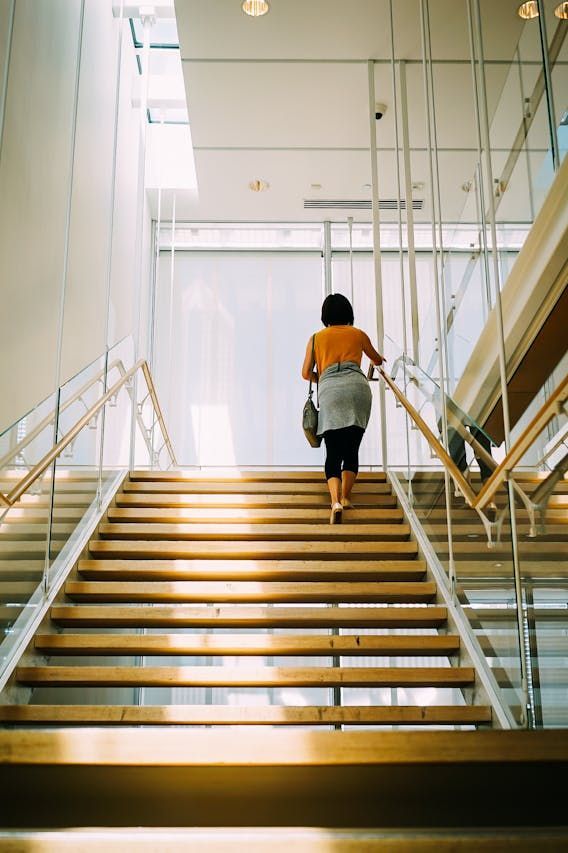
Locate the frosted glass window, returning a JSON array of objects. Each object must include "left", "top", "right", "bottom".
[{"left": 154, "top": 250, "right": 324, "bottom": 467}]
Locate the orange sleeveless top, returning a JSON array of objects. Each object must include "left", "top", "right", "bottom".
[{"left": 314, "top": 326, "right": 366, "bottom": 375}]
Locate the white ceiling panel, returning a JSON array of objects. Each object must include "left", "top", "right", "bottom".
[
  {"left": 148, "top": 146, "right": 489, "bottom": 224},
  {"left": 172, "top": 0, "right": 564, "bottom": 223},
  {"left": 175, "top": 0, "right": 528, "bottom": 62},
  {"left": 183, "top": 61, "right": 370, "bottom": 148}
]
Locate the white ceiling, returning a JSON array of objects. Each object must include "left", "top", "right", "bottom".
[{"left": 168, "top": 0, "right": 566, "bottom": 223}]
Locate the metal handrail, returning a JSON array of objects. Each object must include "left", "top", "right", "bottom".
[{"left": 0, "top": 360, "right": 177, "bottom": 509}]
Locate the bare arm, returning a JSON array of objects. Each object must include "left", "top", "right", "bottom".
[
  {"left": 301, "top": 336, "right": 318, "bottom": 381},
  {"left": 362, "top": 332, "right": 385, "bottom": 366}
]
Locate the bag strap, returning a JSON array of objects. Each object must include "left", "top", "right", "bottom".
[{"left": 309, "top": 334, "right": 318, "bottom": 406}]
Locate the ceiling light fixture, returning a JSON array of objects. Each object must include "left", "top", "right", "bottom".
[
  {"left": 249, "top": 179, "right": 269, "bottom": 192},
  {"left": 555, "top": 2, "right": 568, "bottom": 18},
  {"left": 242, "top": 0, "right": 270, "bottom": 17},
  {"left": 517, "top": 1, "right": 539, "bottom": 18}
]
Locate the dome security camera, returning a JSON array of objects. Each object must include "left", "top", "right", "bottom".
[{"left": 375, "top": 102, "right": 387, "bottom": 120}]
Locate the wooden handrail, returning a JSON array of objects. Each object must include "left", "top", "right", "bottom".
[
  {"left": 472, "top": 372, "right": 568, "bottom": 511},
  {"left": 141, "top": 361, "right": 177, "bottom": 468},
  {"left": 377, "top": 367, "right": 568, "bottom": 514},
  {"left": 0, "top": 360, "right": 177, "bottom": 509},
  {"left": 378, "top": 368, "right": 478, "bottom": 506},
  {"left": 0, "top": 358, "right": 125, "bottom": 473}
]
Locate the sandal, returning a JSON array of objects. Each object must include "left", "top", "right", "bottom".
[{"left": 330, "top": 502, "right": 343, "bottom": 524}]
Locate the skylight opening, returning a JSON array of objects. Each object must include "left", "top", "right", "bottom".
[{"left": 129, "top": 18, "right": 179, "bottom": 49}]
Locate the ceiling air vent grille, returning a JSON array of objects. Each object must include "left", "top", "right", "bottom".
[{"left": 303, "top": 199, "right": 423, "bottom": 211}]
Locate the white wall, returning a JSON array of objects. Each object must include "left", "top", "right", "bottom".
[{"left": 0, "top": 0, "right": 148, "bottom": 434}]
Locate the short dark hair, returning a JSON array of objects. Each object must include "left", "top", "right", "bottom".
[{"left": 321, "top": 293, "right": 354, "bottom": 327}]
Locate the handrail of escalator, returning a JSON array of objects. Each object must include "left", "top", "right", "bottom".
[
  {"left": 374, "top": 366, "right": 568, "bottom": 516},
  {"left": 0, "top": 360, "right": 177, "bottom": 509}
]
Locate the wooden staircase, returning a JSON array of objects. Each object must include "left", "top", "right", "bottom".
[
  {"left": 1, "top": 469, "right": 492, "bottom": 728},
  {"left": 4, "top": 470, "right": 568, "bottom": 841}
]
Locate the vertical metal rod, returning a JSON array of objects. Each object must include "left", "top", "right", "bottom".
[
  {"left": 347, "top": 216, "right": 354, "bottom": 307},
  {"left": 535, "top": 0, "right": 560, "bottom": 173},
  {"left": 516, "top": 48, "right": 535, "bottom": 222},
  {"left": 42, "top": 392, "right": 61, "bottom": 596},
  {"left": 146, "top": 107, "right": 165, "bottom": 467},
  {"left": 149, "top": 115, "right": 164, "bottom": 374},
  {"left": 473, "top": 163, "right": 492, "bottom": 319},
  {"left": 97, "top": 0, "right": 125, "bottom": 506},
  {"left": 398, "top": 61, "right": 420, "bottom": 365},
  {"left": 0, "top": 0, "right": 15, "bottom": 164},
  {"left": 43, "top": 0, "right": 86, "bottom": 595},
  {"left": 52, "top": 0, "right": 85, "bottom": 403},
  {"left": 388, "top": 2, "right": 413, "bottom": 504},
  {"left": 469, "top": 0, "right": 531, "bottom": 726},
  {"left": 323, "top": 220, "right": 332, "bottom": 296},
  {"left": 134, "top": 7, "right": 154, "bottom": 699},
  {"left": 419, "top": 0, "right": 456, "bottom": 594},
  {"left": 367, "top": 59, "right": 388, "bottom": 471},
  {"left": 96, "top": 350, "right": 109, "bottom": 510},
  {"left": 129, "top": 9, "right": 154, "bottom": 471},
  {"left": 165, "top": 191, "right": 176, "bottom": 461},
  {"left": 423, "top": 0, "right": 453, "bottom": 395},
  {"left": 466, "top": 12, "right": 493, "bottom": 322}
]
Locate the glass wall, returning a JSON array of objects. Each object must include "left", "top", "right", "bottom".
[{"left": 153, "top": 244, "right": 324, "bottom": 467}]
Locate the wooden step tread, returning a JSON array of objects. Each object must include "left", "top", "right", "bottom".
[
  {"left": 64, "top": 580, "right": 437, "bottom": 604},
  {"left": 0, "top": 523, "right": 74, "bottom": 540},
  {"left": 0, "top": 704, "right": 488, "bottom": 726},
  {"left": 123, "top": 482, "right": 393, "bottom": 495},
  {"left": 441, "top": 560, "right": 568, "bottom": 578},
  {"left": 466, "top": 607, "right": 568, "bottom": 622},
  {"left": 436, "top": 542, "right": 567, "bottom": 558},
  {"left": 130, "top": 470, "right": 387, "bottom": 483},
  {"left": 16, "top": 664, "right": 474, "bottom": 687},
  {"left": 0, "top": 542, "right": 63, "bottom": 557},
  {"left": 409, "top": 481, "right": 568, "bottom": 494},
  {"left": 423, "top": 524, "right": 568, "bottom": 539},
  {"left": 89, "top": 540, "right": 419, "bottom": 560},
  {"left": 107, "top": 507, "right": 404, "bottom": 524},
  {"left": 50, "top": 604, "right": 448, "bottom": 628},
  {"left": 116, "top": 493, "right": 398, "bottom": 508},
  {"left": 0, "top": 581, "right": 37, "bottom": 601},
  {"left": 34, "top": 632, "right": 460, "bottom": 656},
  {"left": 98, "top": 522, "right": 410, "bottom": 542},
  {"left": 77, "top": 558, "right": 427, "bottom": 582}
]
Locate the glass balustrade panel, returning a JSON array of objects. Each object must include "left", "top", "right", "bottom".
[
  {"left": 383, "top": 348, "right": 525, "bottom": 724},
  {"left": 505, "top": 360, "right": 568, "bottom": 727},
  {"left": 0, "top": 468, "right": 52, "bottom": 659}
]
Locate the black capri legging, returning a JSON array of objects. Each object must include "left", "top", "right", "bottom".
[{"left": 323, "top": 425, "right": 365, "bottom": 481}]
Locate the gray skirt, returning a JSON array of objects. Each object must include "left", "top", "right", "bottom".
[{"left": 316, "top": 361, "right": 372, "bottom": 436}]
